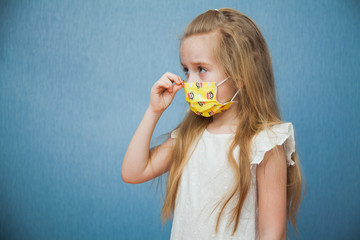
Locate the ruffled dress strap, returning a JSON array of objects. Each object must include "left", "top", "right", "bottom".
[{"left": 250, "top": 122, "right": 296, "bottom": 167}]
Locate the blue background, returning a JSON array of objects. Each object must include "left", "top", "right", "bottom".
[{"left": 1, "top": 0, "right": 359, "bottom": 239}]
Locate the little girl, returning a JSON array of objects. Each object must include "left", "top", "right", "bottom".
[{"left": 122, "top": 8, "right": 305, "bottom": 240}]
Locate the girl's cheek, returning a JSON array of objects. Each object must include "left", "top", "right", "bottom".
[{"left": 199, "top": 72, "right": 209, "bottom": 82}]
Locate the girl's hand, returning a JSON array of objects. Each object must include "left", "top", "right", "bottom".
[{"left": 149, "top": 72, "right": 184, "bottom": 115}]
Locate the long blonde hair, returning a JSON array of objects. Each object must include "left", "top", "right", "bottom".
[{"left": 159, "top": 8, "right": 305, "bottom": 238}]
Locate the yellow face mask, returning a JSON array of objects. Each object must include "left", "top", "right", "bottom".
[{"left": 184, "top": 78, "right": 239, "bottom": 117}]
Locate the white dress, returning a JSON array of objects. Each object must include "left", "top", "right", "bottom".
[{"left": 169, "top": 122, "right": 296, "bottom": 240}]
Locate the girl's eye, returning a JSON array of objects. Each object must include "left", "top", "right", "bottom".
[
  {"left": 199, "top": 67, "right": 207, "bottom": 73},
  {"left": 183, "top": 67, "right": 189, "bottom": 75}
]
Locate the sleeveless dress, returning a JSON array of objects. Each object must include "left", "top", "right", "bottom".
[{"left": 169, "top": 122, "right": 296, "bottom": 240}]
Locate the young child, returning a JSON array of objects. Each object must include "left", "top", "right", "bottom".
[{"left": 122, "top": 8, "right": 305, "bottom": 240}]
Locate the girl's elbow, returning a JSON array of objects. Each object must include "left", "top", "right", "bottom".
[
  {"left": 121, "top": 172, "right": 130, "bottom": 183},
  {"left": 121, "top": 172, "right": 138, "bottom": 184},
  {"left": 121, "top": 169, "right": 130, "bottom": 183},
  {"left": 121, "top": 167, "right": 144, "bottom": 184},
  {"left": 121, "top": 165, "right": 135, "bottom": 184}
]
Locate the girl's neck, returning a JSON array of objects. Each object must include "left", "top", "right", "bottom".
[{"left": 206, "top": 103, "right": 239, "bottom": 134}]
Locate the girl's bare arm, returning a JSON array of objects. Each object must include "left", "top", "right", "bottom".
[
  {"left": 121, "top": 107, "right": 173, "bottom": 184},
  {"left": 257, "top": 144, "right": 287, "bottom": 240},
  {"left": 121, "top": 72, "right": 183, "bottom": 184}
]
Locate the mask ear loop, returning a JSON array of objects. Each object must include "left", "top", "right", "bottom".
[
  {"left": 230, "top": 89, "right": 240, "bottom": 102},
  {"left": 216, "top": 77, "right": 229, "bottom": 87},
  {"left": 216, "top": 77, "right": 239, "bottom": 103}
]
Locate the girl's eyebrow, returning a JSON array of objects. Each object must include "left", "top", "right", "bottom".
[{"left": 181, "top": 61, "right": 211, "bottom": 67}]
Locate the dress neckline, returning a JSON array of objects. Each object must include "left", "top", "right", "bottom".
[{"left": 204, "top": 128, "right": 235, "bottom": 138}]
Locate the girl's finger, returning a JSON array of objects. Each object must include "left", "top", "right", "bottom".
[
  {"left": 159, "top": 78, "right": 176, "bottom": 94},
  {"left": 164, "top": 72, "right": 182, "bottom": 85},
  {"left": 168, "top": 84, "right": 173, "bottom": 93},
  {"left": 153, "top": 80, "right": 171, "bottom": 93},
  {"left": 159, "top": 78, "right": 173, "bottom": 91},
  {"left": 178, "top": 76, "right": 183, "bottom": 85},
  {"left": 172, "top": 82, "right": 184, "bottom": 94}
]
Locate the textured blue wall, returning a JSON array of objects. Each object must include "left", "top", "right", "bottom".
[{"left": 1, "top": 0, "right": 359, "bottom": 239}]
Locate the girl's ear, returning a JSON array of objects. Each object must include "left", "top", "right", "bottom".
[
  {"left": 228, "top": 77, "right": 244, "bottom": 89},
  {"left": 236, "top": 79, "right": 245, "bottom": 88},
  {"left": 236, "top": 80, "right": 245, "bottom": 89}
]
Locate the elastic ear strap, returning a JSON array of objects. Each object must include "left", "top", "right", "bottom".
[
  {"left": 230, "top": 89, "right": 240, "bottom": 102},
  {"left": 216, "top": 77, "right": 229, "bottom": 87}
]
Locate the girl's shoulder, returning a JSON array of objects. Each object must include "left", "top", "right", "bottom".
[{"left": 250, "top": 122, "right": 296, "bottom": 167}]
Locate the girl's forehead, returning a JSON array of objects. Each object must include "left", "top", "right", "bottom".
[{"left": 180, "top": 33, "right": 218, "bottom": 65}]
